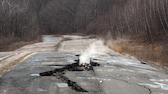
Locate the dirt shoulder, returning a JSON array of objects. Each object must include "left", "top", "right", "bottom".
[
  {"left": 0, "top": 37, "right": 41, "bottom": 52},
  {"left": 106, "top": 38, "right": 168, "bottom": 73}
]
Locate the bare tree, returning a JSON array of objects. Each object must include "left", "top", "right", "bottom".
[{"left": 0, "top": 0, "right": 38, "bottom": 40}]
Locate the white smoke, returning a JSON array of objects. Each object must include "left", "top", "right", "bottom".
[{"left": 79, "top": 40, "right": 111, "bottom": 65}]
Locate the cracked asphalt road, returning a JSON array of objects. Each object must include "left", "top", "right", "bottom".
[{"left": 0, "top": 35, "right": 168, "bottom": 94}]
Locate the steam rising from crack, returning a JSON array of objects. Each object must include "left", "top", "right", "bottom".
[{"left": 79, "top": 40, "right": 111, "bottom": 65}]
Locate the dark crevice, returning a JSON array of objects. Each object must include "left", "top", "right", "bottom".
[
  {"left": 39, "top": 59, "right": 100, "bottom": 76},
  {"left": 55, "top": 40, "right": 64, "bottom": 51},
  {"left": 110, "top": 76, "right": 152, "bottom": 94},
  {"left": 60, "top": 76, "right": 88, "bottom": 92},
  {"left": 138, "top": 85, "right": 152, "bottom": 94},
  {"left": 140, "top": 60, "right": 147, "bottom": 64},
  {"left": 38, "top": 58, "right": 100, "bottom": 92},
  {"left": 75, "top": 54, "right": 80, "bottom": 57}
]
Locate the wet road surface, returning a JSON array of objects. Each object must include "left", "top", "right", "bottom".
[{"left": 0, "top": 35, "right": 168, "bottom": 94}]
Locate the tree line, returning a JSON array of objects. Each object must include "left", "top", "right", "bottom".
[
  {"left": 0, "top": 0, "right": 167, "bottom": 43},
  {"left": 83, "top": 0, "right": 168, "bottom": 42}
]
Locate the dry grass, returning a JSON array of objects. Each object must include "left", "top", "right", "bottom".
[
  {"left": 107, "top": 38, "right": 168, "bottom": 67},
  {"left": 0, "top": 36, "right": 41, "bottom": 52}
]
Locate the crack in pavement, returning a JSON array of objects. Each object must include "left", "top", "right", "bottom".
[
  {"left": 37, "top": 57, "right": 104, "bottom": 93},
  {"left": 60, "top": 76, "right": 88, "bottom": 92},
  {"left": 138, "top": 84, "right": 152, "bottom": 94},
  {"left": 109, "top": 64, "right": 159, "bottom": 73},
  {"left": 55, "top": 40, "right": 64, "bottom": 51},
  {"left": 110, "top": 76, "right": 152, "bottom": 94}
]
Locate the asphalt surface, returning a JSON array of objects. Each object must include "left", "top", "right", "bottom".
[{"left": 0, "top": 35, "right": 168, "bottom": 94}]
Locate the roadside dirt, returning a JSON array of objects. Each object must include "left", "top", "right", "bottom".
[
  {"left": 106, "top": 39, "right": 168, "bottom": 73},
  {"left": 0, "top": 35, "right": 62, "bottom": 76},
  {"left": 0, "top": 40, "right": 41, "bottom": 52}
]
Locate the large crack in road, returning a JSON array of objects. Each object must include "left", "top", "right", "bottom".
[
  {"left": 37, "top": 57, "right": 101, "bottom": 92},
  {"left": 0, "top": 35, "right": 168, "bottom": 94}
]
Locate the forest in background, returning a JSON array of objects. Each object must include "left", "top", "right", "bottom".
[
  {"left": 0, "top": 0, "right": 168, "bottom": 65},
  {"left": 0, "top": 0, "right": 167, "bottom": 42}
]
